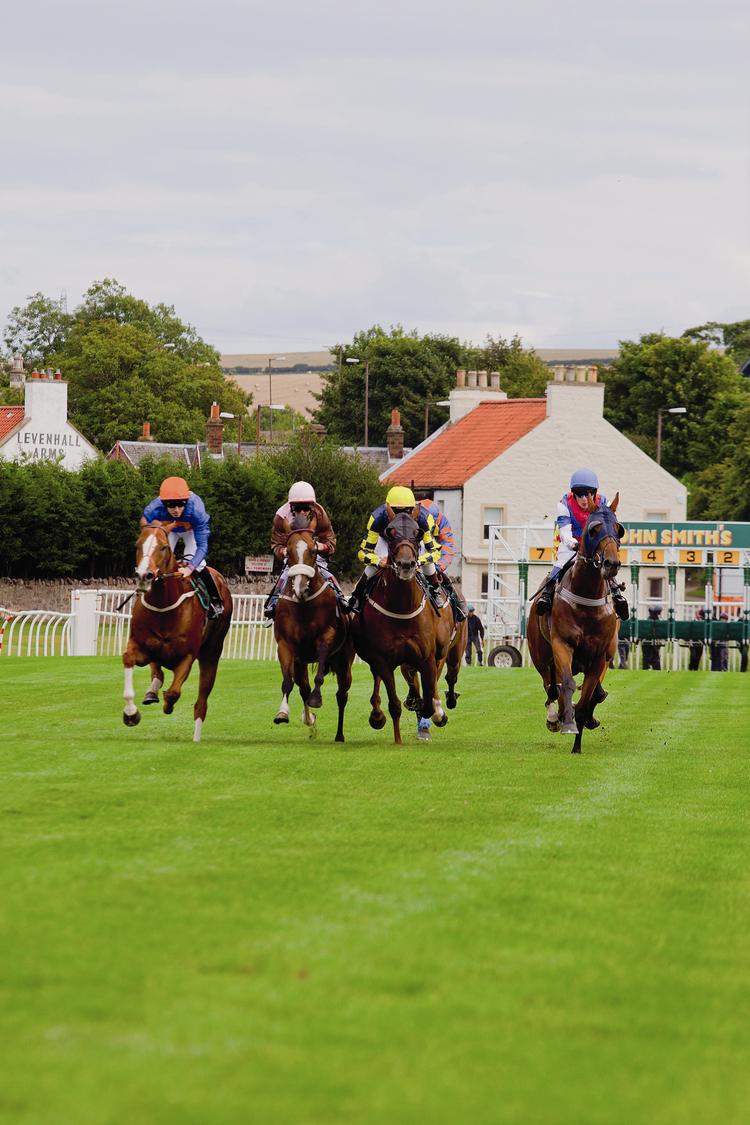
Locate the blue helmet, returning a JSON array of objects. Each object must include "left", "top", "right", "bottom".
[{"left": 570, "top": 468, "right": 599, "bottom": 493}]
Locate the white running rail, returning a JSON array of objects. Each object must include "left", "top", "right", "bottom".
[{"left": 0, "top": 607, "right": 72, "bottom": 656}]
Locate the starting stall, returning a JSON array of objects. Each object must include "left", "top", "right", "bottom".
[{"left": 485, "top": 520, "right": 750, "bottom": 671}]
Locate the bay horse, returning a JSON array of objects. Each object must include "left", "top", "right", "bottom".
[
  {"left": 273, "top": 515, "right": 354, "bottom": 741},
  {"left": 352, "top": 512, "right": 458, "bottom": 745},
  {"left": 527, "top": 494, "right": 623, "bottom": 754},
  {"left": 122, "top": 523, "right": 233, "bottom": 742}
]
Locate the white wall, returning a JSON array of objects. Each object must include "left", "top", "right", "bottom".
[{"left": 0, "top": 378, "right": 97, "bottom": 469}]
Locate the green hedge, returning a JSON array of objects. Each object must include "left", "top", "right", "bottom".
[{"left": 0, "top": 435, "right": 385, "bottom": 579}]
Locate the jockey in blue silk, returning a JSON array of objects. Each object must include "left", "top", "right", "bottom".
[
  {"left": 141, "top": 475, "right": 224, "bottom": 618},
  {"left": 535, "top": 468, "right": 629, "bottom": 620},
  {"left": 347, "top": 485, "right": 447, "bottom": 612}
]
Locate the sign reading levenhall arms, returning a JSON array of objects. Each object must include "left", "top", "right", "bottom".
[{"left": 0, "top": 368, "right": 97, "bottom": 470}]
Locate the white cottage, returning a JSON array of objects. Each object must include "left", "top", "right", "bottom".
[
  {"left": 382, "top": 367, "right": 688, "bottom": 606},
  {"left": 0, "top": 361, "right": 97, "bottom": 470}
]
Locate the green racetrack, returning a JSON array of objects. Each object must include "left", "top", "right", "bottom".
[{"left": 1, "top": 658, "right": 749, "bottom": 1125}]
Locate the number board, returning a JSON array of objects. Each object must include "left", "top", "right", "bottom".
[
  {"left": 714, "top": 549, "right": 740, "bottom": 566},
  {"left": 617, "top": 549, "right": 628, "bottom": 564},
  {"left": 679, "top": 549, "right": 705, "bottom": 566},
  {"left": 640, "top": 548, "right": 665, "bottom": 565},
  {"left": 529, "top": 546, "right": 554, "bottom": 562}
]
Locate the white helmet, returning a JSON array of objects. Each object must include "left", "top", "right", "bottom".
[{"left": 288, "top": 480, "right": 316, "bottom": 504}]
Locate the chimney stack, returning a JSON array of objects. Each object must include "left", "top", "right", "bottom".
[
  {"left": 206, "top": 401, "right": 224, "bottom": 455},
  {"left": 141, "top": 421, "right": 154, "bottom": 442},
  {"left": 386, "top": 408, "right": 405, "bottom": 460},
  {"left": 9, "top": 355, "right": 25, "bottom": 389}
]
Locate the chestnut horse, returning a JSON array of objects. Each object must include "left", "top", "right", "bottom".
[
  {"left": 122, "top": 523, "right": 233, "bottom": 742},
  {"left": 527, "top": 494, "right": 623, "bottom": 754},
  {"left": 273, "top": 516, "right": 354, "bottom": 741},
  {"left": 352, "top": 512, "right": 458, "bottom": 745}
]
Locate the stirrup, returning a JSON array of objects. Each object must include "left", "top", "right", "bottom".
[
  {"left": 208, "top": 602, "right": 224, "bottom": 620},
  {"left": 535, "top": 592, "right": 552, "bottom": 615}
]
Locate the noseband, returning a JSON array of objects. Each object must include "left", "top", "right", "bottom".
[{"left": 581, "top": 513, "right": 622, "bottom": 574}]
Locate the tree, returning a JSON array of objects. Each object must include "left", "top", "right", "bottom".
[
  {"left": 314, "top": 326, "right": 463, "bottom": 447},
  {"left": 683, "top": 319, "right": 750, "bottom": 371},
  {"left": 463, "top": 334, "right": 551, "bottom": 398},
  {"left": 3, "top": 292, "right": 73, "bottom": 368},
  {"left": 687, "top": 397, "right": 750, "bottom": 521},
  {"left": 601, "top": 333, "right": 750, "bottom": 480},
  {"left": 3, "top": 280, "right": 249, "bottom": 450}
]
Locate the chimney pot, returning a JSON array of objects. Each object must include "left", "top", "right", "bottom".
[
  {"left": 467, "top": 370, "right": 478, "bottom": 388},
  {"left": 478, "top": 369, "right": 488, "bottom": 388},
  {"left": 456, "top": 368, "right": 466, "bottom": 388},
  {"left": 490, "top": 371, "right": 501, "bottom": 389},
  {"left": 54, "top": 369, "right": 63, "bottom": 381}
]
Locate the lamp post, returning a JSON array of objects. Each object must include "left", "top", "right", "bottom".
[
  {"left": 266, "top": 356, "right": 286, "bottom": 441},
  {"left": 656, "top": 405, "right": 687, "bottom": 465},
  {"left": 345, "top": 356, "right": 371, "bottom": 447},
  {"left": 219, "top": 411, "right": 244, "bottom": 456},
  {"left": 424, "top": 399, "right": 451, "bottom": 441}
]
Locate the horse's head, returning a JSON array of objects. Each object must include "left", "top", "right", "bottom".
[
  {"left": 384, "top": 512, "right": 420, "bottom": 581},
  {"left": 286, "top": 522, "right": 319, "bottom": 600},
  {"left": 580, "top": 492, "right": 624, "bottom": 579},
  {"left": 134, "top": 523, "right": 174, "bottom": 589}
]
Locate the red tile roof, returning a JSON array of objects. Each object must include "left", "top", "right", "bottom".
[
  {"left": 384, "top": 399, "right": 547, "bottom": 488},
  {"left": 0, "top": 406, "right": 25, "bottom": 442}
]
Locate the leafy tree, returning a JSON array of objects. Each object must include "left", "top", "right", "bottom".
[
  {"left": 601, "top": 333, "right": 749, "bottom": 480},
  {"left": 3, "top": 292, "right": 73, "bottom": 368},
  {"left": 463, "top": 334, "right": 551, "bottom": 398},
  {"left": 687, "top": 397, "right": 750, "bottom": 521},
  {"left": 683, "top": 319, "right": 750, "bottom": 371},
  {"left": 315, "top": 326, "right": 463, "bottom": 447}
]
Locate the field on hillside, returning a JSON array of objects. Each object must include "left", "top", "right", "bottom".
[{"left": 2, "top": 659, "right": 749, "bottom": 1125}]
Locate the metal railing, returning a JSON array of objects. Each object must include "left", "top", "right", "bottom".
[{"left": 0, "top": 607, "right": 72, "bottom": 656}]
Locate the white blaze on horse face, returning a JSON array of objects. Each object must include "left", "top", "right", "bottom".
[
  {"left": 293, "top": 539, "right": 307, "bottom": 599},
  {"left": 136, "top": 534, "right": 158, "bottom": 579}
]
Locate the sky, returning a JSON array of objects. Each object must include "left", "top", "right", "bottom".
[{"left": 2, "top": 0, "right": 749, "bottom": 355}]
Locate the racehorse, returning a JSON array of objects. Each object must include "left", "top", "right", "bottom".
[
  {"left": 273, "top": 515, "right": 354, "bottom": 741},
  {"left": 352, "top": 512, "right": 459, "bottom": 745},
  {"left": 122, "top": 523, "right": 233, "bottom": 742},
  {"left": 527, "top": 494, "right": 623, "bottom": 754}
]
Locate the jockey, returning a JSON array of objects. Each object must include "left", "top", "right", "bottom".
[
  {"left": 141, "top": 476, "right": 224, "bottom": 618},
  {"left": 535, "top": 468, "right": 629, "bottom": 620},
  {"left": 416, "top": 493, "right": 467, "bottom": 620},
  {"left": 347, "top": 484, "right": 445, "bottom": 612},
  {"left": 263, "top": 481, "right": 341, "bottom": 619}
]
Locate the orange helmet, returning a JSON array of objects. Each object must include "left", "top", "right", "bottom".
[{"left": 159, "top": 476, "right": 190, "bottom": 501}]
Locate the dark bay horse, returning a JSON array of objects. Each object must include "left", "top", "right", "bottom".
[
  {"left": 527, "top": 494, "right": 623, "bottom": 754},
  {"left": 122, "top": 523, "right": 233, "bottom": 742},
  {"left": 273, "top": 516, "right": 354, "bottom": 741},
  {"left": 352, "top": 513, "right": 458, "bottom": 745}
]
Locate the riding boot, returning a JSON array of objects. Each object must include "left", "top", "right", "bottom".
[
  {"left": 347, "top": 571, "right": 378, "bottom": 613},
  {"left": 198, "top": 568, "right": 224, "bottom": 619},
  {"left": 425, "top": 570, "right": 447, "bottom": 609},
  {"left": 535, "top": 577, "right": 556, "bottom": 615},
  {"left": 609, "top": 580, "right": 630, "bottom": 621},
  {"left": 263, "top": 592, "right": 278, "bottom": 620},
  {"left": 441, "top": 572, "right": 467, "bottom": 620}
]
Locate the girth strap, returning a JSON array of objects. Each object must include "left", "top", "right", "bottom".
[{"left": 558, "top": 587, "right": 611, "bottom": 609}]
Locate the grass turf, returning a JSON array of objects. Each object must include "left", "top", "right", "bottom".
[{"left": 1, "top": 658, "right": 749, "bottom": 1124}]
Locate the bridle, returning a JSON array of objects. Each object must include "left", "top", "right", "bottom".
[
  {"left": 385, "top": 514, "right": 420, "bottom": 581},
  {"left": 135, "top": 526, "right": 182, "bottom": 591},
  {"left": 579, "top": 512, "right": 622, "bottom": 578},
  {"left": 284, "top": 529, "right": 324, "bottom": 602}
]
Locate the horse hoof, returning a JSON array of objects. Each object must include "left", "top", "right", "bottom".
[
  {"left": 142, "top": 691, "right": 159, "bottom": 705},
  {"left": 369, "top": 713, "right": 387, "bottom": 730},
  {"left": 546, "top": 720, "right": 561, "bottom": 732},
  {"left": 416, "top": 730, "right": 432, "bottom": 742},
  {"left": 571, "top": 746, "right": 582, "bottom": 754},
  {"left": 433, "top": 713, "right": 448, "bottom": 728},
  {"left": 446, "top": 695, "right": 457, "bottom": 710},
  {"left": 123, "top": 711, "right": 141, "bottom": 727},
  {"left": 403, "top": 696, "right": 420, "bottom": 713},
  {"left": 273, "top": 713, "right": 289, "bottom": 725},
  {"left": 561, "top": 723, "right": 578, "bottom": 735},
  {"left": 584, "top": 717, "right": 600, "bottom": 730},
  {"left": 307, "top": 691, "right": 322, "bottom": 709}
]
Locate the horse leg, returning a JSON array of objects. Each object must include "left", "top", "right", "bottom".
[
  {"left": 163, "top": 654, "right": 195, "bottom": 715},
  {"left": 401, "top": 664, "right": 421, "bottom": 711},
  {"left": 550, "top": 637, "right": 577, "bottom": 737},
  {"left": 420, "top": 656, "right": 447, "bottom": 728},
  {"left": 307, "top": 641, "right": 330, "bottom": 710},
  {"left": 544, "top": 661, "right": 561, "bottom": 732},
  {"left": 572, "top": 658, "right": 609, "bottom": 752},
  {"left": 295, "top": 659, "right": 317, "bottom": 736},
  {"left": 379, "top": 665, "right": 403, "bottom": 745},
  {"left": 192, "top": 655, "right": 219, "bottom": 743},
  {"left": 274, "top": 641, "right": 295, "bottom": 724},
  {"left": 122, "top": 643, "right": 144, "bottom": 727},
  {"left": 369, "top": 673, "right": 387, "bottom": 730},
  {"left": 142, "top": 661, "right": 164, "bottom": 705},
  {"left": 333, "top": 649, "right": 353, "bottom": 743},
  {"left": 444, "top": 637, "right": 463, "bottom": 710}
]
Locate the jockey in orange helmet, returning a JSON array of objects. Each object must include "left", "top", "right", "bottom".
[{"left": 141, "top": 476, "right": 224, "bottom": 618}]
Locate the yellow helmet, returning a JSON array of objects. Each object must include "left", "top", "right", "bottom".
[{"left": 386, "top": 485, "right": 416, "bottom": 508}]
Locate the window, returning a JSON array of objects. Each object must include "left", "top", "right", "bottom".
[
  {"left": 481, "top": 572, "right": 489, "bottom": 595},
  {"left": 647, "top": 577, "right": 664, "bottom": 601},
  {"left": 482, "top": 505, "right": 506, "bottom": 542},
  {"left": 645, "top": 511, "right": 668, "bottom": 521}
]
